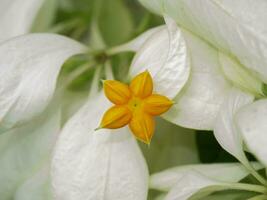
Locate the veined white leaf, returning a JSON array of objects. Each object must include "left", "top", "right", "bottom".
[
  {"left": 150, "top": 163, "right": 262, "bottom": 192},
  {"left": 0, "top": 0, "right": 45, "bottom": 42},
  {"left": 164, "top": 29, "right": 230, "bottom": 130},
  {"left": 0, "top": 102, "right": 60, "bottom": 200},
  {"left": 139, "top": 0, "right": 267, "bottom": 83},
  {"left": 163, "top": 170, "right": 264, "bottom": 200},
  {"left": 51, "top": 93, "right": 149, "bottom": 200},
  {"left": 235, "top": 99, "right": 267, "bottom": 166},
  {"left": 0, "top": 33, "right": 86, "bottom": 133},
  {"left": 214, "top": 88, "right": 254, "bottom": 164},
  {"left": 164, "top": 171, "right": 222, "bottom": 200},
  {"left": 219, "top": 52, "right": 263, "bottom": 97},
  {"left": 130, "top": 16, "right": 190, "bottom": 99}
]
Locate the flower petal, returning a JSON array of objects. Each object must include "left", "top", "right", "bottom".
[
  {"left": 0, "top": 102, "right": 60, "bottom": 200},
  {"left": 51, "top": 93, "right": 149, "bottom": 200},
  {"left": 0, "top": 0, "right": 45, "bottom": 42},
  {"left": 130, "top": 16, "right": 190, "bottom": 99},
  {"left": 150, "top": 162, "right": 262, "bottom": 192},
  {"left": 103, "top": 80, "right": 131, "bottom": 105},
  {"left": 0, "top": 33, "right": 86, "bottom": 133},
  {"left": 129, "top": 112, "right": 155, "bottom": 144},
  {"left": 100, "top": 105, "right": 132, "bottom": 129},
  {"left": 214, "top": 88, "right": 254, "bottom": 163},
  {"left": 164, "top": 29, "right": 231, "bottom": 130},
  {"left": 143, "top": 94, "right": 173, "bottom": 116},
  {"left": 130, "top": 71, "right": 153, "bottom": 98},
  {"left": 139, "top": 0, "right": 267, "bottom": 83},
  {"left": 235, "top": 100, "right": 267, "bottom": 166}
]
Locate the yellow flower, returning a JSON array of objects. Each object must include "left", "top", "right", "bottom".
[{"left": 99, "top": 71, "right": 174, "bottom": 144}]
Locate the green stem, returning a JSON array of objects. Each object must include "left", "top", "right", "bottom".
[
  {"left": 48, "top": 18, "right": 82, "bottom": 33},
  {"left": 105, "top": 44, "right": 133, "bottom": 56},
  {"left": 247, "top": 195, "right": 267, "bottom": 200},
  {"left": 135, "top": 13, "right": 152, "bottom": 35},
  {"left": 225, "top": 183, "right": 267, "bottom": 194},
  {"left": 243, "top": 159, "right": 267, "bottom": 186},
  {"left": 89, "top": 65, "right": 102, "bottom": 98},
  {"left": 104, "top": 62, "right": 114, "bottom": 80},
  {"left": 60, "top": 62, "right": 96, "bottom": 90}
]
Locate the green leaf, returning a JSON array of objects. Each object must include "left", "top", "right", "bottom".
[
  {"left": 31, "top": 0, "right": 58, "bottom": 32},
  {"left": 197, "top": 190, "right": 258, "bottom": 200},
  {"left": 98, "top": 0, "right": 134, "bottom": 45}
]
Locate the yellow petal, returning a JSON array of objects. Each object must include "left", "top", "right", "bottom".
[
  {"left": 129, "top": 112, "right": 155, "bottom": 144},
  {"left": 130, "top": 71, "right": 153, "bottom": 98},
  {"left": 103, "top": 80, "right": 131, "bottom": 105},
  {"left": 143, "top": 94, "right": 174, "bottom": 116},
  {"left": 100, "top": 105, "right": 132, "bottom": 129}
]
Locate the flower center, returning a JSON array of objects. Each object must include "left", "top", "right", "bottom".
[{"left": 128, "top": 97, "right": 143, "bottom": 112}]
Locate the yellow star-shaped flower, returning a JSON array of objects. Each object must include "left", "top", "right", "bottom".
[{"left": 98, "top": 71, "right": 174, "bottom": 144}]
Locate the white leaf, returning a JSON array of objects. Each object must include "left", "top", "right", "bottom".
[
  {"left": 130, "top": 16, "right": 190, "bottom": 99},
  {"left": 0, "top": 0, "right": 45, "bottom": 42},
  {"left": 150, "top": 162, "right": 262, "bottom": 192},
  {"left": 0, "top": 102, "right": 60, "bottom": 200},
  {"left": 51, "top": 93, "right": 149, "bottom": 200},
  {"left": 0, "top": 33, "right": 86, "bottom": 132},
  {"left": 214, "top": 88, "right": 254, "bottom": 163},
  {"left": 164, "top": 171, "right": 222, "bottom": 200},
  {"left": 139, "top": 0, "right": 267, "bottom": 83},
  {"left": 15, "top": 166, "right": 52, "bottom": 200},
  {"left": 164, "top": 29, "right": 231, "bottom": 130},
  {"left": 218, "top": 52, "right": 263, "bottom": 96},
  {"left": 235, "top": 99, "right": 267, "bottom": 166}
]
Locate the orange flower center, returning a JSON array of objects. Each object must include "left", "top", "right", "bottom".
[{"left": 128, "top": 97, "right": 142, "bottom": 111}]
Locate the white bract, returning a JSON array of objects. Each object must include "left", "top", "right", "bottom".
[
  {"left": 0, "top": 34, "right": 86, "bottom": 132},
  {"left": 139, "top": 0, "right": 267, "bottom": 83},
  {"left": 235, "top": 100, "right": 267, "bottom": 166},
  {"left": 149, "top": 88, "right": 267, "bottom": 199},
  {"left": 0, "top": 0, "right": 44, "bottom": 43},
  {"left": 130, "top": 16, "right": 190, "bottom": 99},
  {"left": 51, "top": 94, "right": 149, "bottom": 200},
  {"left": 138, "top": 0, "right": 265, "bottom": 131},
  {"left": 0, "top": 0, "right": 65, "bottom": 199},
  {"left": 135, "top": 0, "right": 267, "bottom": 199},
  {"left": 0, "top": 102, "right": 61, "bottom": 200}
]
